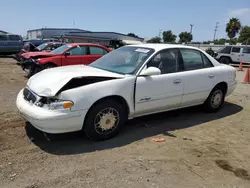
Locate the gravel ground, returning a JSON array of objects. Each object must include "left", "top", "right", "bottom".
[{"left": 0, "top": 57, "right": 250, "bottom": 188}]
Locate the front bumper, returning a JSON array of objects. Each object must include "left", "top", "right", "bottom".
[{"left": 16, "top": 89, "right": 88, "bottom": 134}]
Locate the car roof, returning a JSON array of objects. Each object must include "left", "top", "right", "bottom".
[
  {"left": 68, "top": 43, "right": 106, "bottom": 47},
  {"left": 128, "top": 43, "right": 202, "bottom": 51}
]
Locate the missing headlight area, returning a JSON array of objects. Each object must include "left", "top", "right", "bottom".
[{"left": 57, "top": 76, "right": 118, "bottom": 94}]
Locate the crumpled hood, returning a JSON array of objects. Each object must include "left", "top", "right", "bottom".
[
  {"left": 27, "top": 65, "right": 125, "bottom": 96},
  {"left": 22, "top": 51, "right": 55, "bottom": 59}
]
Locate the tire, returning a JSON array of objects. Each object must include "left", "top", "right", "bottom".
[
  {"left": 203, "top": 86, "right": 225, "bottom": 113},
  {"left": 83, "top": 99, "right": 127, "bottom": 141},
  {"left": 219, "top": 57, "right": 231, "bottom": 65}
]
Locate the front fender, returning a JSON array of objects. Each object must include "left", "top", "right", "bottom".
[{"left": 58, "top": 76, "right": 136, "bottom": 117}]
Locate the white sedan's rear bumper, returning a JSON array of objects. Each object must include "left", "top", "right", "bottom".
[
  {"left": 226, "top": 81, "right": 237, "bottom": 97},
  {"left": 16, "top": 89, "right": 88, "bottom": 134}
]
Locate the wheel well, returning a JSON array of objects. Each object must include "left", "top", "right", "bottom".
[
  {"left": 219, "top": 56, "right": 232, "bottom": 62},
  {"left": 44, "top": 62, "right": 57, "bottom": 67},
  {"left": 214, "top": 82, "right": 228, "bottom": 95},
  {"left": 83, "top": 95, "right": 130, "bottom": 127}
]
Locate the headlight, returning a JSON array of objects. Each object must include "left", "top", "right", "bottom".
[
  {"left": 48, "top": 100, "right": 74, "bottom": 110},
  {"left": 35, "top": 98, "right": 74, "bottom": 110}
]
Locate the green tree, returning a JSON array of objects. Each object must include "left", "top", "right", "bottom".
[
  {"left": 147, "top": 37, "right": 161, "bottom": 43},
  {"left": 162, "top": 30, "right": 176, "bottom": 43},
  {"left": 178, "top": 32, "right": 193, "bottom": 43},
  {"left": 226, "top": 17, "right": 241, "bottom": 39},
  {"left": 127, "top": 33, "right": 139, "bottom": 38},
  {"left": 238, "top": 26, "right": 250, "bottom": 44}
]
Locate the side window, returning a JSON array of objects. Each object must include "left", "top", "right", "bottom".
[
  {"left": 219, "top": 46, "right": 231, "bottom": 54},
  {"left": 9, "top": 35, "right": 21, "bottom": 41},
  {"left": 201, "top": 53, "right": 213, "bottom": 68},
  {"left": 180, "top": 49, "right": 203, "bottom": 71},
  {"left": 147, "top": 49, "right": 179, "bottom": 74},
  {"left": 0, "top": 35, "right": 7, "bottom": 41},
  {"left": 231, "top": 47, "right": 241, "bottom": 53},
  {"left": 89, "top": 46, "right": 108, "bottom": 55},
  {"left": 243, "top": 47, "right": 250, "bottom": 54},
  {"left": 68, "top": 46, "right": 87, "bottom": 55}
]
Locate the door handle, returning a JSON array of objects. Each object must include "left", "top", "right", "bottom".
[
  {"left": 241, "top": 54, "right": 244, "bottom": 56},
  {"left": 139, "top": 97, "right": 151, "bottom": 102},
  {"left": 208, "top": 75, "right": 215, "bottom": 78},
  {"left": 173, "top": 79, "right": 182, "bottom": 84}
]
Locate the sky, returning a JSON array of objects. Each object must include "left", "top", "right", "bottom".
[{"left": 0, "top": 0, "right": 249, "bottom": 41}]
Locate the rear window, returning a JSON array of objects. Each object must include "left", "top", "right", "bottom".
[
  {"left": 8, "top": 35, "right": 21, "bottom": 41},
  {"left": 0, "top": 35, "right": 7, "bottom": 41},
  {"left": 243, "top": 47, "right": 250, "bottom": 54},
  {"left": 231, "top": 47, "right": 241, "bottom": 53}
]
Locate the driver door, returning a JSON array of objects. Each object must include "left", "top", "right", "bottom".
[
  {"left": 135, "top": 49, "right": 184, "bottom": 116},
  {"left": 62, "top": 46, "right": 87, "bottom": 66}
]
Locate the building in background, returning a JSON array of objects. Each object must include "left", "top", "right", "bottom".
[
  {"left": 27, "top": 28, "right": 89, "bottom": 40},
  {"left": 27, "top": 28, "right": 144, "bottom": 48},
  {"left": 57, "top": 31, "right": 144, "bottom": 48}
]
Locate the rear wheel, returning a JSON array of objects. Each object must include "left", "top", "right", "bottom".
[
  {"left": 83, "top": 99, "right": 126, "bottom": 141},
  {"left": 219, "top": 57, "right": 231, "bottom": 65},
  {"left": 203, "top": 86, "right": 225, "bottom": 113}
]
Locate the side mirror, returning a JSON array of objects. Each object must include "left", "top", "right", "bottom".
[
  {"left": 64, "top": 51, "right": 70, "bottom": 56},
  {"left": 140, "top": 67, "right": 161, "bottom": 76}
]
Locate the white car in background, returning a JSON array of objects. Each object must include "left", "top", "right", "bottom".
[
  {"left": 16, "top": 44, "right": 237, "bottom": 140},
  {"left": 215, "top": 45, "right": 250, "bottom": 64}
]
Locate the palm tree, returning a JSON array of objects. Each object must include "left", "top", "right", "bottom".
[{"left": 226, "top": 17, "right": 241, "bottom": 39}]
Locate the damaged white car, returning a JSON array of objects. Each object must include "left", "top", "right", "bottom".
[{"left": 16, "top": 44, "right": 237, "bottom": 140}]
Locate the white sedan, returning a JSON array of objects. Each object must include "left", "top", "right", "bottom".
[{"left": 16, "top": 44, "right": 237, "bottom": 140}]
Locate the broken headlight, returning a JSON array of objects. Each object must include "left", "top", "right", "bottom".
[{"left": 35, "top": 97, "right": 74, "bottom": 110}]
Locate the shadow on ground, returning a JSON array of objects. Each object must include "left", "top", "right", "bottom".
[{"left": 25, "top": 102, "right": 243, "bottom": 155}]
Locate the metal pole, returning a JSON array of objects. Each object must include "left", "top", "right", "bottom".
[
  {"left": 213, "top": 22, "right": 219, "bottom": 41},
  {"left": 190, "top": 24, "right": 194, "bottom": 34}
]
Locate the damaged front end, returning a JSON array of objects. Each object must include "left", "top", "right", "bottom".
[
  {"left": 26, "top": 76, "right": 119, "bottom": 109},
  {"left": 21, "top": 58, "right": 43, "bottom": 77}
]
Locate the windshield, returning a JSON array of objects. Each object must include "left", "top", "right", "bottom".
[
  {"left": 89, "top": 46, "right": 154, "bottom": 75},
  {"left": 36, "top": 43, "right": 48, "bottom": 50},
  {"left": 51, "top": 44, "right": 71, "bottom": 54}
]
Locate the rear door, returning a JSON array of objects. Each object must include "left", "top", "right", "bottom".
[
  {"left": 8, "top": 35, "right": 23, "bottom": 53},
  {"left": 83, "top": 46, "right": 109, "bottom": 65},
  {"left": 0, "top": 35, "right": 8, "bottom": 54},
  {"left": 230, "top": 46, "right": 241, "bottom": 63},
  {"left": 178, "top": 48, "right": 216, "bottom": 107},
  {"left": 62, "top": 45, "right": 87, "bottom": 66},
  {"left": 240, "top": 47, "right": 250, "bottom": 63}
]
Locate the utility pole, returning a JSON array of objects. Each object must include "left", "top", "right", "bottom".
[
  {"left": 213, "top": 22, "right": 219, "bottom": 41},
  {"left": 159, "top": 29, "right": 162, "bottom": 42},
  {"left": 190, "top": 24, "right": 194, "bottom": 34}
]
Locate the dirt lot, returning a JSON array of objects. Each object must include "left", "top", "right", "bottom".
[{"left": 0, "top": 57, "right": 250, "bottom": 188}]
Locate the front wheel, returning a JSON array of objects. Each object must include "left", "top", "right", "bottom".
[
  {"left": 203, "top": 87, "right": 225, "bottom": 113},
  {"left": 219, "top": 57, "right": 230, "bottom": 65},
  {"left": 83, "top": 100, "right": 126, "bottom": 141}
]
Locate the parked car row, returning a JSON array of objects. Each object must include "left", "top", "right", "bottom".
[
  {"left": 16, "top": 43, "right": 111, "bottom": 77},
  {"left": 16, "top": 43, "right": 237, "bottom": 141}
]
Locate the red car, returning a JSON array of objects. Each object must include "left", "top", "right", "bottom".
[{"left": 21, "top": 43, "right": 111, "bottom": 77}]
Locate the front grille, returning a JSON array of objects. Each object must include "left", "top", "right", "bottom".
[{"left": 23, "top": 88, "right": 37, "bottom": 103}]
